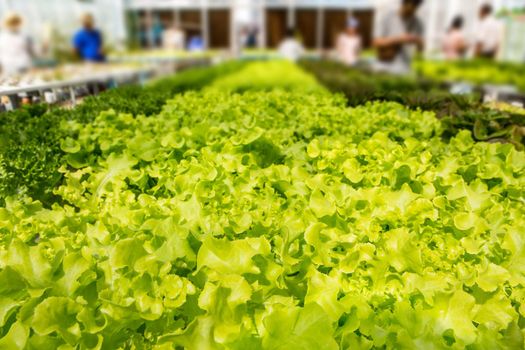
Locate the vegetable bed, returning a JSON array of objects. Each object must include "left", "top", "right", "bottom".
[
  {"left": 414, "top": 60, "right": 525, "bottom": 93},
  {"left": 1, "top": 61, "right": 525, "bottom": 349},
  {"left": 0, "top": 61, "right": 248, "bottom": 205},
  {"left": 301, "top": 60, "right": 525, "bottom": 149}
]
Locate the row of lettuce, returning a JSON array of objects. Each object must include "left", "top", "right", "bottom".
[
  {"left": 300, "top": 60, "right": 525, "bottom": 148},
  {"left": 0, "top": 61, "right": 250, "bottom": 205},
  {"left": 3, "top": 60, "right": 525, "bottom": 208},
  {"left": 1, "top": 60, "right": 525, "bottom": 348},
  {"left": 414, "top": 59, "right": 525, "bottom": 93}
]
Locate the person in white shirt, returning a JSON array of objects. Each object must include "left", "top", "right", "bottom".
[
  {"left": 162, "top": 23, "right": 185, "bottom": 51},
  {"left": 442, "top": 16, "right": 468, "bottom": 60},
  {"left": 373, "top": 0, "right": 425, "bottom": 74},
  {"left": 0, "top": 13, "right": 33, "bottom": 77},
  {"left": 278, "top": 28, "right": 305, "bottom": 62},
  {"left": 475, "top": 4, "right": 503, "bottom": 60},
  {"left": 336, "top": 17, "right": 362, "bottom": 66}
]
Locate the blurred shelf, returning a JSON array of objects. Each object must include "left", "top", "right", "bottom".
[
  {"left": 0, "top": 68, "right": 152, "bottom": 95},
  {"left": 108, "top": 50, "right": 219, "bottom": 63},
  {"left": 0, "top": 64, "right": 155, "bottom": 111},
  {"left": 239, "top": 49, "right": 321, "bottom": 60},
  {"left": 0, "top": 53, "right": 219, "bottom": 111}
]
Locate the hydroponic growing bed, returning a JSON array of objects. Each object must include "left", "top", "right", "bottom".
[{"left": 0, "top": 61, "right": 524, "bottom": 349}]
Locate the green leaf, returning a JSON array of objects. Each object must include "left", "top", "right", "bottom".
[
  {"left": 0, "top": 298, "right": 21, "bottom": 328},
  {"left": 433, "top": 290, "right": 477, "bottom": 345},
  {"left": 0, "top": 321, "right": 29, "bottom": 349},
  {"left": 32, "top": 297, "right": 81, "bottom": 338},
  {"left": 342, "top": 159, "right": 364, "bottom": 183},
  {"left": 307, "top": 140, "right": 321, "bottom": 158},
  {"left": 261, "top": 302, "right": 338, "bottom": 350},
  {"left": 474, "top": 293, "right": 517, "bottom": 330},
  {"left": 110, "top": 238, "right": 148, "bottom": 270},
  {"left": 197, "top": 236, "right": 271, "bottom": 276},
  {"left": 453, "top": 212, "right": 477, "bottom": 231},
  {"left": 476, "top": 263, "right": 510, "bottom": 292},
  {"left": 309, "top": 189, "right": 336, "bottom": 218},
  {"left": 60, "top": 137, "right": 81, "bottom": 154}
]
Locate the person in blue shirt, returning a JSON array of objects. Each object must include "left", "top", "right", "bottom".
[
  {"left": 188, "top": 36, "right": 204, "bottom": 52},
  {"left": 73, "top": 13, "right": 105, "bottom": 62}
]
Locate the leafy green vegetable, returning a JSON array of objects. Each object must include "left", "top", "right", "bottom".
[
  {"left": 301, "top": 59, "right": 525, "bottom": 148},
  {"left": 208, "top": 60, "right": 326, "bottom": 93},
  {"left": 0, "top": 61, "right": 248, "bottom": 206},
  {"left": 414, "top": 59, "right": 525, "bottom": 93},
  {"left": 1, "top": 80, "right": 524, "bottom": 349}
]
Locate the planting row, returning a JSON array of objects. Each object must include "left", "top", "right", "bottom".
[
  {"left": 0, "top": 61, "right": 525, "bottom": 348},
  {"left": 300, "top": 60, "right": 525, "bottom": 148}
]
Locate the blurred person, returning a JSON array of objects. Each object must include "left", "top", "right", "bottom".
[
  {"left": 373, "top": 0, "right": 425, "bottom": 74},
  {"left": 238, "top": 25, "right": 258, "bottom": 51},
  {"left": 0, "top": 12, "right": 34, "bottom": 77},
  {"left": 138, "top": 12, "right": 149, "bottom": 48},
  {"left": 138, "top": 25, "right": 147, "bottom": 48},
  {"left": 188, "top": 35, "right": 204, "bottom": 51},
  {"left": 239, "top": 26, "right": 249, "bottom": 49},
  {"left": 278, "top": 28, "right": 305, "bottom": 62},
  {"left": 246, "top": 25, "right": 258, "bottom": 48},
  {"left": 41, "top": 23, "right": 55, "bottom": 59},
  {"left": 442, "top": 16, "right": 468, "bottom": 60},
  {"left": 163, "top": 23, "right": 185, "bottom": 50},
  {"left": 152, "top": 16, "right": 164, "bottom": 48},
  {"left": 73, "top": 13, "right": 105, "bottom": 62},
  {"left": 475, "top": 3, "right": 503, "bottom": 60},
  {"left": 336, "top": 17, "right": 362, "bottom": 66}
]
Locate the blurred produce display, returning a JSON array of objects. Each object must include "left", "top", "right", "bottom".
[
  {"left": 1, "top": 60, "right": 525, "bottom": 349},
  {"left": 109, "top": 50, "right": 217, "bottom": 61},
  {"left": 0, "top": 63, "right": 147, "bottom": 90},
  {"left": 414, "top": 59, "right": 525, "bottom": 93},
  {"left": 301, "top": 60, "right": 525, "bottom": 149}
]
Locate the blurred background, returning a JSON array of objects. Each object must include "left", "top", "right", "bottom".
[
  {"left": 0, "top": 0, "right": 524, "bottom": 57},
  {"left": 1, "top": 0, "right": 525, "bottom": 109}
]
